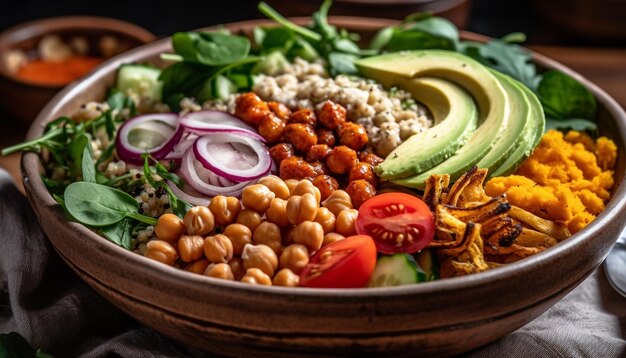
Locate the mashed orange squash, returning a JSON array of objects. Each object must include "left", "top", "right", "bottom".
[{"left": 485, "top": 130, "right": 617, "bottom": 234}]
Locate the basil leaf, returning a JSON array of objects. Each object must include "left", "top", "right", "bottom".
[
  {"left": 538, "top": 70, "right": 597, "bottom": 120},
  {"left": 64, "top": 182, "right": 142, "bottom": 227},
  {"left": 172, "top": 32, "right": 250, "bottom": 66},
  {"left": 100, "top": 217, "right": 134, "bottom": 249}
]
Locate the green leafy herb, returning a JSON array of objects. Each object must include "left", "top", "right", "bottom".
[
  {"left": 100, "top": 217, "right": 135, "bottom": 249},
  {"left": 81, "top": 140, "right": 96, "bottom": 183},
  {"left": 538, "top": 70, "right": 597, "bottom": 120},
  {"left": 258, "top": 1, "right": 322, "bottom": 42},
  {"left": 142, "top": 155, "right": 191, "bottom": 218},
  {"left": 545, "top": 118, "right": 598, "bottom": 137},
  {"left": 172, "top": 32, "right": 251, "bottom": 66}
]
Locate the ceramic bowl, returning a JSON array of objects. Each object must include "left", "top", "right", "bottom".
[
  {"left": 20, "top": 17, "right": 626, "bottom": 357},
  {"left": 0, "top": 16, "right": 155, "bottom": 123}
]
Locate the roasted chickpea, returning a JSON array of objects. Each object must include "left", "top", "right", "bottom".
[
  {"left": 242, "top": 244, "right": 278, "bottom": 277},
  {"left": 338, "top": 122, "right": 368, "bottom": 151},
  {"left": 285, "top": 179, "right": 299, "bottom": 195},
  {"left": 241, "top": 268, "right": 272, "bottom": 285},
  {"left": 155, "top": 213, "right": 185, "bottom": 243},
  {"left": 209, "top": 196, "right": 241, "bottom": 226},
  {"left": 279, "top": 156, "right": 319, "bottom": 181},
  {"left": 273, "top": 268, "right": 300, "bottom": 287},
  {"left": 318, "top": 100, "right": 346, "bottom": 129},
  {"left": 335, "top": 209, "right": 358, "bottom": 236},
  {"left": 178, "top": 235, "right": 205, "bottom": 263},
  {"left": 283, "top": 123, "right": 317, "bottom": 152},
  {"left": 242, "top": 184, "right": 275, "bottom": 213},
  {"left": 266, "top": 198, "right": 290, "bottom": 227},
  {"left": 253, "top": 221, "right": 283, "bottom": 255},
  {"left": 322, "top": 232, "right": 345, "bottom": 247},
  {"left": 257, "top": 175, "right": 290, "bottom": 200},
  {"left": 321, "top": 190, "right": 354, "bottom": 216},
  {"left": 314, "top": 207, "right": 336, "bottom": 234},
  {"left": 204, "top": 263, "right": 235, "bottom": 280},
  {"left": 184, "top": 206, "right": 215, "bottom": 236},
  {"left": 228, "top": 257, "right": 245, "bottom": 280},
  {"left": 312, "top": 175, "right": 339, "bottom": 201},
  {"left": 258, "top": 113, "right": 286, "bottom": 143},
  {"left": 292, "top": 221, "right": 324, "bottom": 252},
  {"left": 289, "top": 108, "right": 317, "bottom": 127},
  {"left": 346, "top": 179, "right": 377, "bottom": 208},
  {"left": 268, "top": 101, "right": 291, "bottom": 122},
  {"left": 185, "top": 259, "right": 210, "bottom": 274},
  {"left": 309, "top": 161, "right": 326, "bottom": 177},
  {"left": 306, "top": 144, "right": 332, "bottom": 162},
  {"left": 348, "top": 162, "right": 378, "bottom": 186},
  {"left": 359, "top": 151, "right": 384, "bottom": 166},
  {"left": 287, "top": 193, "right": 318, "bottom": 225},
  {"left": 326, "top": 145, "right": 358, "bottom": 174},
  {"left": 236, "top": 209, "right": 263, "bottom": 232},
  {"left": 316, "top": 128, "right": 336, "bottom": 147},
  {"left": 291, "top": 179, "right": 322, "bottom": 204},
  {"left": 145, "top": 240, "right": 177, "bottom": 266},
  {"left": 269, "top": 143, "right": 295, "bottom": 163},
  {"left": 223, "top": 223, "right": 252, "bottom": 255},
  {"left": 234, "top": 92, "right": 271, "bottom": 126},
  {"left": 279, "top": 244, "right": 309, "bottom": 273},
  {"left": 204, "top": 234, "right": 234, "bottom": 263}
]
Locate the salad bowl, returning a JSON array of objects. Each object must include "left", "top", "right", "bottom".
[{"left": 20, "top": 17, "right": 626, "bottom": 356}]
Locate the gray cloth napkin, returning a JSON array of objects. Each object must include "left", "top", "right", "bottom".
[{"left": 1, "top": 168, "right": 625, "bottom": 357}]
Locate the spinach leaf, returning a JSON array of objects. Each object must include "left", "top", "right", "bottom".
[
  {"left": 172, "top": 32, "right": 251, "bottom": 66},
  {"left": 100, "top": 217, "right": 134, "bottom": 249},
  {"left": 328, "top": 52, "right": 359, "bottom": 75},
  {"left": 260, "top": 27, "right": 295, "bottom": 51},
  {"left": 369, "top": 26, "right": 395, "bottom": 51},
  {"left": 64, "top": 181, "right": 157, "bottom": 227},
  {"left": 537, "top": 70, "right": 597, "bottom": 120},
  {"left": 159, "top": 62, "right": 213, "bottom": 100},
  {"left": 81, "top": 140, "right": 96, "bottom": 183},
  {"left": 68, "top": 133, "right": 89, "bottom": 179},
  {"left": 258, "top": 2, "right": 322, "bottom": 42},
  {"left": 368, "top": 15, "right": 458, "bottom": 52},
  {"left": 545, "top": 118, "right": 598, "bottom": 137}
]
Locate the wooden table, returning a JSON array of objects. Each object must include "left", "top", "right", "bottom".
[{"left": 1, "top": 46, "right": 625, "bottom": 193}]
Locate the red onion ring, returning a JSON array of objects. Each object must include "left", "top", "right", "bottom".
[
  {"left": 165, "top": 180, "right": 211, "bottom": 207},
  {"left": 180, "top": 110, "right": 265, "bottom": 142},
  {"left": 115, "top": 113, "right": 182, "bottom": 164},
  {"left": 180, "top": 149, "right": 253, "bottom": 197}
]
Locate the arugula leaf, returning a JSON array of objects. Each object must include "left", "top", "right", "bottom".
[
  {"left": 537, "top": 70, "right": 597, "bottom": 120},
  {"left": 172, "top": 32, "right": 251, "bottom": 66},
  {"left": 545, "top": 118, "right": 598, "bottom": 137}
]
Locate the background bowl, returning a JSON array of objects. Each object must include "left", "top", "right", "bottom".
[
  {"left": 0, "top": 16, "right": 155, "bottom": 123},
  {"left": 21, "top": 17, "right": 626, "bottom": 357}
]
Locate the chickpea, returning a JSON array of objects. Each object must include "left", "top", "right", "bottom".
[
  {"left": 279, "top": 156, "right": 319, "bottom": 181},
  {"left": 359, "top": 151, "right": 384, "bottom": 166},
  {"left": 318, "top": 100, "right": 346, "bottom": 130},
  {"left": 242, "top": 184, "right": 275, "bottom": 213},
  {"left": 314, "top": 207, "right": 336, "bottom": 234},
  {"left": 338, "top": 122, "right": 368, "bottom": 151},
  {"left": 321, "top": 190, "right": 354, "bottom": 216},
  {"left": 346, "top": 179, "right": 377, "bottom": 208},
  {"left": 281, "top": 225, "right": 296, "bottom": 246},
  {"left": 209, "top": 196, "right": 241, "bottom": 226},
  {"left": 265, "top": 198, "right": 290, "bottom": 227},
  {"left": 257, "top": 175, "right": 290, "bottom": 200},
  {"left": 155, "top": 213, "right": 185, "bottom": 243},
  {"left": 184, "top": 206, "right": 215, "bottom": 236},
  {"left": 348, "top": 162, "right": 378, "bottom": 187},
  {"left": 228, "top": 257, "right": 245, "bottom": 280},
  {"left": 185, "top": 259, "right": 210, "bottom": 274},
  {"left": 253, "top": 221, "right": 283, "bottom": 255},
  {"left": 204, "top": 234, "right": 234, "bottom": 263},
  {"left": 284, "top": 179, "right": 299, "bottom": 195},
  {"left": 273, "top": 268, "right": 300, "bottom": 287},
  {"left": 291, "top": 179, "right": 322, "bottom": 204},
  {"left": 258, "top": 113, "right": 285, "bottom": 143},
  {"left": 269, "top": 143, "right": 295, "bottom": 163},
  {"left": 289, "top": 108, "right": 317, "bottom": 127},
  {"left": 309, "top": 161, "right": 326, "bottom": 177},
  {"left": 322, "top": 232, "right": 345, "bottom": 247},
  {"left": 279, "top": 244, "right": 309, "bottom": 273},
  {"left": 204, "top": 263, "right": 235, "bottom": 280},
  {"left": 242, "top": 244, "right": 278, "bottom": 277},
  {"left": 292, "top": 221, "right": 324, "bottom": 252},
  {"left": 178, "top": 235, "right": 205, "bottom": 263},
  {"left": 312, "top": 175, "right": 339, "bottom": 201},
  {"left": 241, "top": 268, "right": 272, "bottom": 286},
  {"left": 335, "top": 209, "right": 358, "bottom": 236},
  {"left": 283, "top": 123, "right": 317, "bottom": 152},
  {"left": 306, "top": 144, "right": 332, "bottom": 162},
  {"left": 326, "top": 145, "right": 358, "bottom": 174},
  {"left": 268, "top": 101, "right": 291, "bottom": 121},
  {"left": 236, "top": 209, "right": 263, "bottom": 232},
  {"left": 223, "top": 223, "right": 252, "bottom": 255},
  {"left": 287, "top": 193, "right": 318, "bottom": 225},
  {"left": 234, "top": 92, "right": 271, "bottom": 126},
  {"left": 316, "top": 128, "right": 336, "bottom": 147},
  {"left": 145, "top": 240, "right": 177, "bottom": 266}
]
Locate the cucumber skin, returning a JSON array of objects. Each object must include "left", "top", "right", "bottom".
[{"left": 368, "top": 254, "right": 425, "bottom": 287}]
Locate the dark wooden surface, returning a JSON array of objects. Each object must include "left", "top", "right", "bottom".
[{"left": 1, "top": 46, "right": 625, "bottom": 193}]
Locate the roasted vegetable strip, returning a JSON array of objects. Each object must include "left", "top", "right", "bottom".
[
  {"left": 423, "top": 174, "right": 450, "bottom": 212},
  {"left": 509, "top": 206, "right": 571, "bottom": 241}
]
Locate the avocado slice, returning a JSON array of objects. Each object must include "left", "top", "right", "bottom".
[
  {"left": 357, "top": 50, "right": 511, "bottom": 188},
  {"left": 490, "top": 78, "right": 545, "bottom": 177},
  {"left": 374, "top": 77, "right": 478, "bottom": 180}
]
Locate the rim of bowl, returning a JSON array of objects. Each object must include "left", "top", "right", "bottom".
[
  {"left": 0, "top": 15, "right": 156, "bottom": 89},
  {"left": 21, "top": 16, "right": 626, "bottom": 298}
]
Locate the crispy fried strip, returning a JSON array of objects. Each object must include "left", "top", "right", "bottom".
[
  {"left": 515, "top": 228, "right": 559, "bottom": 248},
  {"left": 439, "top": 222, "right": 478, "bottom": 255},
  {"left": 442, "top": 166, "right": 478, "bottom": 206},
  {"left": 509, "top": 206, "right": 572, "bottom": 241},
  {"left": 423, "top": 174, "right": 450, "bottom": 212},
  {"left": 481, "top": 215, "right": 512, "bottom": 237},
  {"left": 441, "top": 194, "right": 510, "bottom": 223}
]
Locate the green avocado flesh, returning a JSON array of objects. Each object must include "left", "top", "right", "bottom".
[
  {"left": 374, "top": 77, "right": 478, "bottom": 180},
  {"left": 356, "top": 50, "right": 511, "bottom": 189}
]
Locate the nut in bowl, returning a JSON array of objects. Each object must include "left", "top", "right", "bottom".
[{"left": 8, "top": 1, "right": 626, "bottom": 356}]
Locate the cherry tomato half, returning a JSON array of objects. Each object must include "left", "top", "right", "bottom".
[
  {"left": 299, "top": 235, "right": 377, "bottom": 288},
  {"left": 356, "top": 193, "right": 435, "bottom": 254}
]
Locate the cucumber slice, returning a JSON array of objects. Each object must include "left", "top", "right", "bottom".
[
  {"left": 212, "top": 75, "right": 237, "bottom": 100},
  {"left": 415, "top": 249, "right": 439, "bottom": 281},
  {"left": 117, "top": 64, "right": 163, "bottom": 102},
  {"left": 368, "top": 254, "right": 425, "bottom": 287}
]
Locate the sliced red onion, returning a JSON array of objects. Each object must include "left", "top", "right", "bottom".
[
  {"left": 164, "top": 132, "right": 197, "bottom": 161},
  {"left": 180, "top": 149, "right": 253, "bottom": 197},
  {"left": 166, "top": 180, "right": 211, "bottom": 207},
  {"left": 115, "top": 113, "right": 182, "bottom": 164},
  {"left": 193, "top": 133, "right": 271, "bottom": 182},
  {"left": 180, "top": 110, "right": 265, "bottom": 141}
]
